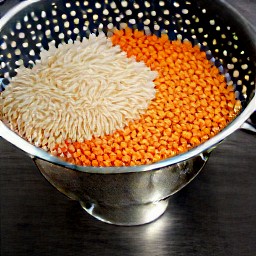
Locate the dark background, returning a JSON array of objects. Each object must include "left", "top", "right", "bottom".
[{"left": 1, "top": 0, "right": 256, "bottom": 255}]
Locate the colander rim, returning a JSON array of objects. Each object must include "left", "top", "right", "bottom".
[{"left": 0, "top": 0, "right": 255, "bottom": 174}]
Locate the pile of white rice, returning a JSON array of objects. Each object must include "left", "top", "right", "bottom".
[{"left": 0, "top": 33, "right": 157, "bottom": 150}]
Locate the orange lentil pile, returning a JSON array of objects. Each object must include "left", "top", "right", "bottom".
[{"left": 52, "top": 28, "right": 241, "bottom": 167}]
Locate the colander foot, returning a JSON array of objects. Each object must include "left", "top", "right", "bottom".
[{"left": 80, "top": 199, "right": 169, "bottom": 226}]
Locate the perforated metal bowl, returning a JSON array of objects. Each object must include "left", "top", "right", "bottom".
[{"left": 0, "top": 0, "right": 255, "bottom": 225}]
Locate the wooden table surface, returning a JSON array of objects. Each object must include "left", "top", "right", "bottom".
[{"left": 1, "top": 1, "right": 256, "bottom": 256}]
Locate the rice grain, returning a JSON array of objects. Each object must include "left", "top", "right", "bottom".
[{"left": 0, "top": 33, "right": 157, "bottom": 150}]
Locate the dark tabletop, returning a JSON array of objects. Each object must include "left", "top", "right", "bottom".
[{"left": 1, "top": 1, "right": 256, "bottom": 256}]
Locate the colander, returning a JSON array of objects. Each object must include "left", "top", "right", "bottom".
[{"left": 0, "top": 0, "right": 255, "bottom": 225}]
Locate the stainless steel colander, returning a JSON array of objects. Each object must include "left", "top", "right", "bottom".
[{"left": 0, "top": 0, "right": 255, "bottom": 225}]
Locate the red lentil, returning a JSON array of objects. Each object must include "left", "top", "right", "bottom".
[{"left": 52, "top": 28, "right": 241, "bottom": 167}]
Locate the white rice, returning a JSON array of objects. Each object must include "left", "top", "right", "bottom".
[{"left": 0, "top": 33, "right": 157, "bottom": 150}]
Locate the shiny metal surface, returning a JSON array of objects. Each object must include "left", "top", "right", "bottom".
[
  {"left": 0, "top": 0, "right": 255, "bottom": 174},
  {"left": 0, "top": 0, "right": 255, "bottom": 225},
  {"left": 1, "top": 0, "right": 256, "bottom": 254},
  {"left": 35, "top": 152, "right": 210, "bottom": 225},
  {"left": 241, "top": 111, "right": 256, "bottom": 133},
  {"left": 241, "top": 121, "right": 256, "bottom": 133}
]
